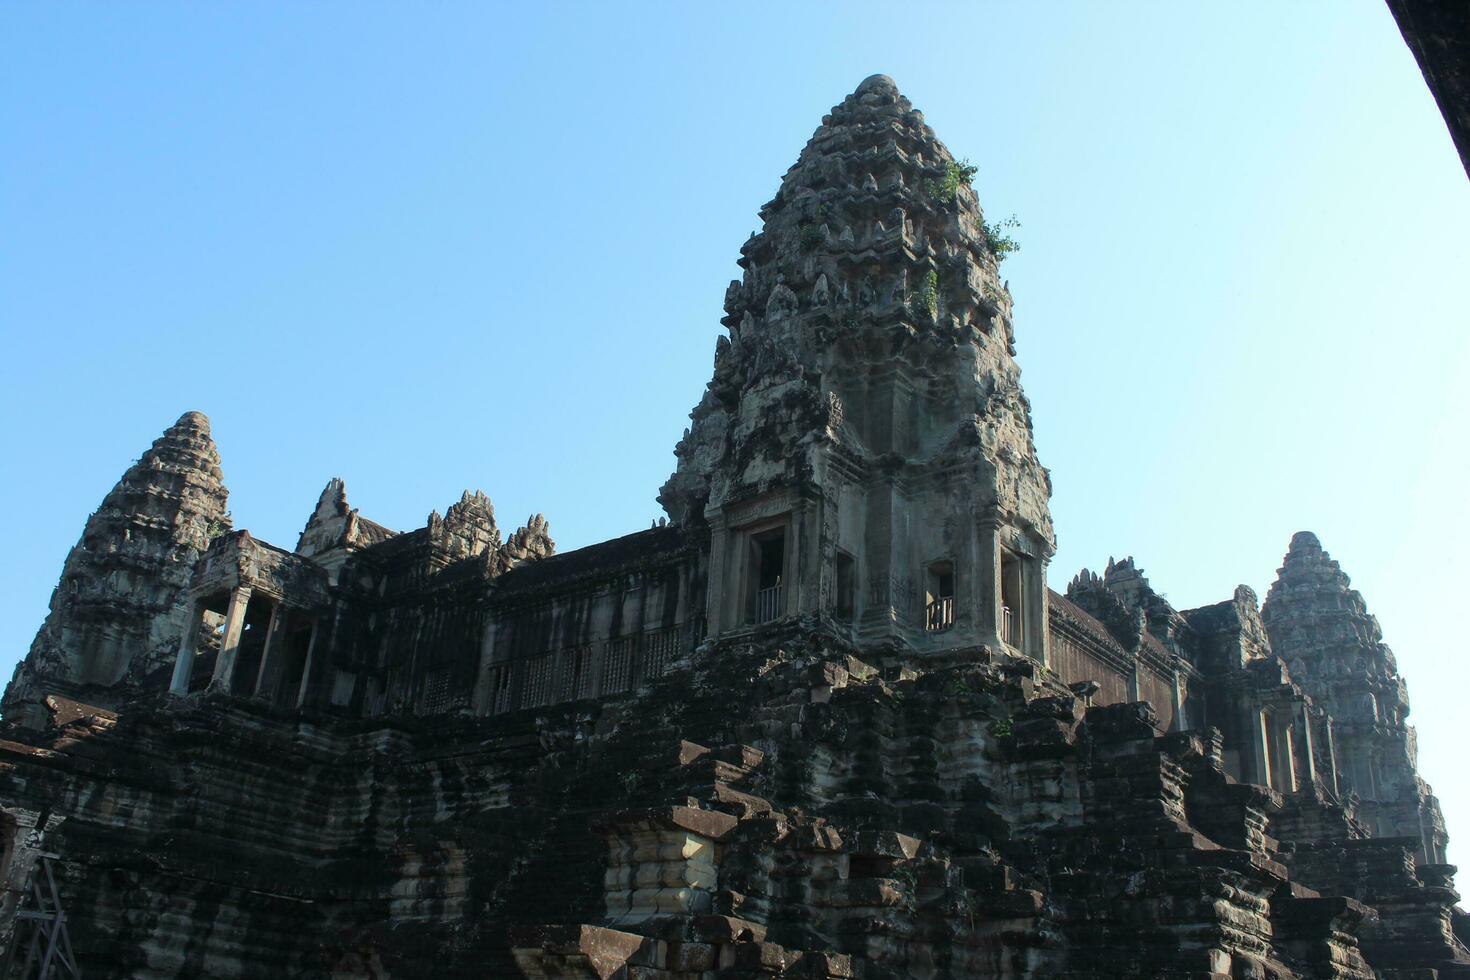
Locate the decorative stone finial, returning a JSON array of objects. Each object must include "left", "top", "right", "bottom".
[
  {"left": 1288, "top": 530, "right": 1322, "bottom": 552},
  {"left": 172, "top": 410, "right": 211, "bottom": 434},
  {"left": 500, "top": 514, "right": 555, "bottom": 564},
  {"left": 855, "top": 73, "right": 898, "bottom": 96}
]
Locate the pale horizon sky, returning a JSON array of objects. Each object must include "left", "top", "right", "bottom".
[{"left": 3, "top": 4, "right": 1468, "bottom": 866}]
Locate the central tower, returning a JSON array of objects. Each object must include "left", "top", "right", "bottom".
[{"left": 662, "top": 75, "right": 1054, "bottom": 658}]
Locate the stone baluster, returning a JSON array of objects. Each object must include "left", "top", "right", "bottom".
[{"left": 210, "top": 585, "right": 253, "bottom": 693}]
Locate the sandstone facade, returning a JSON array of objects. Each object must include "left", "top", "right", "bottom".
[
  {"left": 1, "top": 77, "right": 1465, "bottom": 979},
  {"left": 3, "top": 412, "right": 229, "bottom": 729}
]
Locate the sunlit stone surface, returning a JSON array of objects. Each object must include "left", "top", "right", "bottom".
[{"left": 1, "top": 78, "right": 1465, "bottom": 979}]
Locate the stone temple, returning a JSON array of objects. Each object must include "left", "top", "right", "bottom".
[{"left": 1, "top": 76, "right": 1466, "bottom": 978}]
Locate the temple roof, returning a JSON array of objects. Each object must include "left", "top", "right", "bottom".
[{"left": 494, "top": 525, "right": 686, "bottom": 596}]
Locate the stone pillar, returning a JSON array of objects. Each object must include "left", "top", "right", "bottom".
[
  {"left": 1020, "top": 552, "right": 1047, "bottom": 664},
  {"left": 294, "top": 619, "right": 324, "bottom": 710},
  {"left": 252, "top": 600, "right": 288, "bottom": 701},
  {"left": 210, "top": 585, "right": 253, "bottom": 693},
  {"left": 1126, "top": 660, "right": 1142, "bottom": 701},
  {"left": 705, "top": 514, "right": 729, "bottom": 638},
  {"left": 1416, "top": 805, "right": 1434, "bottom": 865},
  {"left": 1246, "top": 706, "right": 1272, "bottom": 789},
  {"left": 472, "top": 617, "right": 501, "bottom": 716},
  {"left": 785, "top": 504, "right": 804, "bottom": 619},
  {"left": 1170, "top": 664, "right": 1187, "bottom": 733},
  {"left": 1035, "top": 556, "right": 1051, "bottom": 668},
  {"left": 858, "top": 482, "right": 900, "bottom": 642},
  {"left": 169, "top": 598, "right": 205, "bottom": 695},
  {"left": 1269, "top": 711, "right": 1297, "bottom": 794},
  {"left": 1297, "top": 702, "right": 1318, "bottom": 787},
  {"left": 976, "top": 516, "right": 1004, "bottom": 650},
  {"left": 1324, "top": 716, "right": 1341, "bottom": 797}
]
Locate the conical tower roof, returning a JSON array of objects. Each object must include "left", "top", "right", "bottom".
[
  {"left": 1263, "top": 534, "right": 1439, "bottom": 835},
  {"left": 4, "top": 411, "right": 230, "bottom": 724},
  {"left": 1262, "top": 531, "right": 1399, "bottom": 682},
  {"left": 661, "top": 75, "right": 1050, "bottom": 542},
  {"left": 733, "top": 74, "right": 1013, "bottom": 297},
  {"left": 1261, "top": 531, "right": 1414, "bottom": 777}
]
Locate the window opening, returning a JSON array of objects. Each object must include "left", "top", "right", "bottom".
[
  {"left": 1001, "top": 551, "right": 1023, "bottom": 647},
  {"left": 748, "top": 527, "right": 786, "bottom": 624},
  {"left": 925, "top": 561, "right": 955, "bottom": 631},
  {"left": 834, "top": 552, "right": 856, "bottom": 621}
]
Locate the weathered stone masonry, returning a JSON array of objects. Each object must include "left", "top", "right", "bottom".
[{"left": 1, "top": 76, "right": 1466, "bottom": 978}]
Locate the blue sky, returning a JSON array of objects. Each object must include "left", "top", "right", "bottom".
[{"left": 3, "top": 4, "right": 1468, "bottom": 861}]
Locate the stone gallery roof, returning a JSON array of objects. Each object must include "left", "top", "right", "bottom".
[
  {"left": 353, "top": 515, "right": 397, "bottom": 546},
  {"left": 494, "top": 524, "right": 687, "bottom": 596},
  {"left": 1047, "top": 589, "right": 1121, "bottom": 651}
]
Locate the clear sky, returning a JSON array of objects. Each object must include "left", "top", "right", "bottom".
[{"left": 3, "top": 4, "right": 1467, "bottom": 863}]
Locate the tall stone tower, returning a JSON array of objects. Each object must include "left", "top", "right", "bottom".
[
  {"left": 661, "top": 75, "right": 1053, "bottom": 657},
  {"left": 1261, "top": 531, "right": 1447, "bottom": 861},
  {"left": 3, "top": 412, "right": 230, "bottom": 727}
]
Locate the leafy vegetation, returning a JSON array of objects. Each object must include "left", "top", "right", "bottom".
[
  {"left": 205, "top": 512, "right": 232, "bottom": 545},
  {"left": 925, "top": 158, "right": 979, "bottom": 204},
  {"left": 981, "top": 214, "right": 1021, "bottom": 262},
  {"left": 916, "top": 269, "right": 940, "bottom": 320}
]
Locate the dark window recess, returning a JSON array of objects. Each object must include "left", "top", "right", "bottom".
[
  {"left": 926, "top": 562, "right": 955, "bottom": 631},
  {"left": 834, "top": 552, "right": 856, "bottom": 620},
  {"left": 748, "top": 527, "right": 786, "bottom": 624},
  {"left": 1001, "top": 551, "right": 1023, "bottom": 647}
]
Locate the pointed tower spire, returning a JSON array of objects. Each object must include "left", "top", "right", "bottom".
[
  {"left": 295, "top": 477, "right": 351, "bottom": 558},
  {"left": 661, "top": 76, "right": 1052, "bottom": 654},
  {"left": 3, "top": 411, "right": 230, "bottom": 726},
  {"left": 1262, "top": 531, "right": 1447, "bottom": 860}
]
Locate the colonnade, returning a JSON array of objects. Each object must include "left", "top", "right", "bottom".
[{"left": 169, "top": 584, "right": 320, "bottom": 708}]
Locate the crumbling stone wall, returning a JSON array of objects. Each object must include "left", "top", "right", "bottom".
[{"left": 5, "top": 625, "right": 1461, "bottom": 978}]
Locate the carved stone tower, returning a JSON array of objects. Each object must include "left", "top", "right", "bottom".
[
  {"left": 1262, "top": 531, "right": 1448, "bottom": 861},
  {"left": 661, "top": 75, "right": 1053, "bottom": 657},
  {"left": 3, "top": 411, "right": 230, "bottom": 726}
]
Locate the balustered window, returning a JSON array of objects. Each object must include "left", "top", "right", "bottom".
[
  {"left": 746, "top": 526, "right": 787, "bottom": 624},
  {"left": 1001, "top": 550, "right": 1023, "bottom": 648},
  {"left": 925, "top": 561, "right": 955, "bottom": 631}
]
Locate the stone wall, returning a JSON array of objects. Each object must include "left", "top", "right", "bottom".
[{"left": 2, "top": 631, "right": 1464, "bottom": 978}]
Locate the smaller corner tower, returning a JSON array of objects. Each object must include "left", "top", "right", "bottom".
[
  {"left": 3, "top": 412, "right": 230, "bottom": 726},
  {"left": 1262, "top": 531, "right": 1447, "bottom": 862}
]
